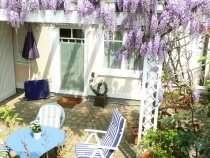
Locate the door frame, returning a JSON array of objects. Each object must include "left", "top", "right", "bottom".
[{"left": 54, "top": 26, "right": 88, "bottom": 96}]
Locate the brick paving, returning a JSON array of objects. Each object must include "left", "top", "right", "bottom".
[{"left": 0, "top": 91, "right": 139, "bottom": 158}]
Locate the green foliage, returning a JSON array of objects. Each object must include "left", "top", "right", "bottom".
[
  {"left": 30, "top": 120, "right": 42, "bottom": 133},
  {"left": 141, "top": 128, "right": 186, "bottom": 158},
  {"left": 0, "top": 106, "right": 22, "bottom": 157},
  {"left": 0, "top": 106, "right": 22, "bottom": 127},
  {"left": 160, "top": 102, "right": 210, "bottom": 158},
  {"left": 197, "top": 54, "right": 210, "bottom": 63}
]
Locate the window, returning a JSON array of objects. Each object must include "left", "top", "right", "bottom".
[
  {"left": 104, "top": 32, "right": 123, "bottom": 69},
  {"left": 60, "top": 29, "right": 84, "bottom": 43},
  {"left": 101, "top": 31, "right": 143, "bottom": 78},
  {"left": 16, "top": 27, "right": 29, "bottom": 65}
]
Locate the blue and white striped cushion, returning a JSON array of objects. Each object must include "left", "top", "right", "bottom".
[
  {"left": 0, "top": 144, "right": 9, "bottom": 158},
  {"left": 39, "top": 105, "right": 62, "bottom": 128},
  {"left": 75, "top": 108, "right": 125, "bottom": 158},
  {"left": 101, "top": 109, "right": 124, "bottom": 157},
  {"left": 75, "top": 144, "right": 102, "bottom": 158}
]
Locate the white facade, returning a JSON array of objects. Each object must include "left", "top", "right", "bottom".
[
  {"left": 0, "top": 3, "right": 206, "bottom": 101},
  {"left": 0, "top": 22, "right": 16, "bottom": 102}
]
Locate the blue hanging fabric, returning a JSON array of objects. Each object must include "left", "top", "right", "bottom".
[{"left": 22, "top": 26, "right": 39, "bottom": 59}]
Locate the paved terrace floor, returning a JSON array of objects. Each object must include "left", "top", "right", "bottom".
[{"left": 0, "top": 91, "right": 139, "bottom": 158}]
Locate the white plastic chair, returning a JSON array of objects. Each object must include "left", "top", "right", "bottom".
[
  {"left": 35, "top": 102, "right": 65, "bottom": 128},
  {"left": 75, "top": 108, "right": 126, "bottom": 158}
]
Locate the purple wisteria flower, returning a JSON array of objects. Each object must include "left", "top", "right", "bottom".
[
  {"left": 150, "top": 66, "right": 159, "bottom": 73},
  {"left": 142, "top": 0, "right": 151, "bottom": 13},
  {"left": 147, "top": 41, "right": 153, "bottom": 56},
  {"left": 116, "top": 45, "right": 126, "bottom": 67},
  {"left": 139, "top": 43, "right": 147, "bottom": 57},
  {"left": 158, "top": 11, "right": 170, "bottom": 34},
  {"left": 48, "top": 0, "right": 58, "bottom": 14},
  {"left": 134, "top": 23, "right": 143, "bottom": 49},
  {"left": 64, "top": 0, "right": 74, "bottom": 15},
  {"left": 158, "top": 88, "right": 165, "bottom": 102},
  {"left": 193, "top": 89, "right": 200, "bottom": 103},
  {"left": 96, "top": 2, "right": 116, "bottom": 34},
  {"left": 28, "top": 0, "right": 39, "bottom": 11},
  {"left": 190, "top": 19, "right": 200, "bottom": 35},
  {"left": 116, "top": 0, "right": 123, "bottom": 12},
  {"left": 167, "top": 65, "right": 173, "bottom": 74},
  {"left": 149, "top": 14, "right": 158, "bottom": 37},
  {"left": 40, "top": 0, "right": 48, "bottom": 10},
  {"left": 157, "top": 40, "right": 167, "bottom": 62},
  {"left": 152, "top": 34, "right": 160, "bottom": 58}
]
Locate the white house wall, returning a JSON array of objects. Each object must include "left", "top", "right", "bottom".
[
  {"left": 0, "top": 22, "right": 16, "bottom": 102},
  {"left": 11, "top": 22, "right": 144, "bottom": 100},
  {"left": 14, "top": 25, "right": 58, "bottom": 91},
  {"left": 0, "top": 3, "right": 206, "bottom": 101}
]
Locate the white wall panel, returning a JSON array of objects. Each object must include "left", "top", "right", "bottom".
[{"left": 0, "top": 22, "right": 16, "bottom": 102}]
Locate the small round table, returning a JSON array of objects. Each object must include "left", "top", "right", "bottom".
[{"left": 6, "top": 126, "right": 66, "bottom": 158}]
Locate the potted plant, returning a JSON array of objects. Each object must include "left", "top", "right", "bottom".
[
  {"left": 30, "top": 120, "right": 42, "bottom": 139},
  {"left": 89, "top": 72, "right": 108, "bottom": 108},
  {"left": 138, "top": 128, "right": 184, "bottom": 158}
]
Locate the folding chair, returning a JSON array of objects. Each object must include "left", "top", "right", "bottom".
[
  {"left": 35, "top": 102, "right": 65, "bottom": 128},
  {"left": 75, "top": 108, "right": 126, "bottom": 158}
]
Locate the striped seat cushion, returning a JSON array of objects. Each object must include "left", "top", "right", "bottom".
[
  {"left": 0, "top": 144, "right": 9, "bottom": 158},
  {"left": 101, "top": 109, "right": 124, "bottom": 157},
  {"left": 75, "top": 109, "right": 125, "bottom": 158},
  {"left": 38, "top": 105, "right": 62, "bottom": 128},
  {"left": 75, "top": 144, "right": 102, "bottom": 158}
]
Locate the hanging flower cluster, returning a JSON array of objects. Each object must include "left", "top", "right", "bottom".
[
  {"left": 77, "top": 0, "right": 95, "bottom": 26},
  {"left": 77, "top": 1, "right": 116, "bottom": 36},
  {"left": 115, "top": 0, "right": 210, "bottom": 68},
  {"left": 95, "top": 2, "right": 116, "bottom": 34},
  {"left": 2, "top": 0, "right": 210, "bottom": 69}
]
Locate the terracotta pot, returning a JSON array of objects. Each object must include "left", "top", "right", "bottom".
[
  {"left": 130, "top": 126, "right": 138, "bottom": 145},
  {"left": 140, "top": 151, "right": 154, "bottom": 158},
  {"left": 130, "top": 126, "right": 144, "bottom": 145}
]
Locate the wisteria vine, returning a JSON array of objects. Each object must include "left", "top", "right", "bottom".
[{"left": 1, "top": 0, "right": 210, "bottom": 69}]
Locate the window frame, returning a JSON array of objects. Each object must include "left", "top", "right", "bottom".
[
  {"left": 16, "top": 27, "right": 29, "bottom": 65},
  {"left": 97, "top": 31, "right": 143, "bottom": 78}
]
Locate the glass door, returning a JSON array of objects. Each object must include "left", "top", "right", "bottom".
[{"left": 59, "top": 29, "right": 84, "bottom": 93}]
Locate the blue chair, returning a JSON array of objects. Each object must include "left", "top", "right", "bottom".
[
  {"left": 75, "top": 108, "right": 126, "bottom": 158},
  {"left": 35, "top": 102, "right": 65, "bottom": 128}
]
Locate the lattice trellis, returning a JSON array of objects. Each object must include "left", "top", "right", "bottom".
[{"left": 138, "top": 56, "right": 162, "bottom": 141}]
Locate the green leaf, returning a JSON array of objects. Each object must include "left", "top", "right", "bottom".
[
  {"left": 163, "top": 116, "right": 174, "bottom": 124},
  {"left": 181, "top": 147, "right": 186, "bottom": 152},
  {"left": 188, "top": 134, "right": 196, "bottom": 145},
  {"left": 198, "top": 56, "right": 208, "bottom": 62},
  {"left": 194, "top": 110, "right": 202, "bottom": 114},
  {"left": 206, "top": 149, "right": 210, "bottom": 156},
  {"left": 173, "top": 135, "right": 180, "bottom": 144},
  {"left": 177, "top": 127, "right": 185, "bottom": 135},
  {"left": 195, "top": 140, "right": 204, "bottom": 151}
]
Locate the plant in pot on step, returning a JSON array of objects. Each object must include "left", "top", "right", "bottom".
[
  {"left": 30, "top": 120, "right": 42, "bottom": 139},
  {"left": 89, "top": 72, "right": 108, "bottom": 108}
]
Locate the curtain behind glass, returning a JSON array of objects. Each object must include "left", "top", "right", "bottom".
[{"left": 60, "top": 42, "right": 84, "bottom": 92}]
